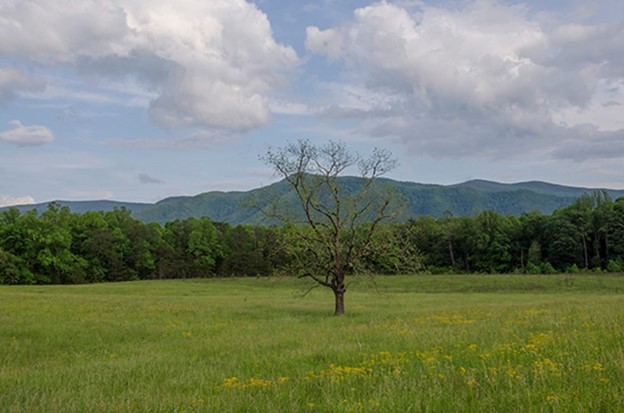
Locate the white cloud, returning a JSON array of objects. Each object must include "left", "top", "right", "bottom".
[
  {"left": 26, "top": 82, "right": 153, "bottom": 109},
  {"left": 268, "top": 99, "right": 311, "bottom": 115},
  {"left": 0, "top": 120, "right": 54, "bottom": 146},
  {"left": 0, "top": 0, "right": 298, "bottom": 131},
  {"left": 0, "top": 67, "right": 46, "bottom": 106},
  {"left": 305, "top": 0, "right": 624, "bottom": 161},
  {"left": 0, "top": 194, "right": 35, "bottom": 207},
  {"left": 305, "top": 27, "right": 344, "bottom": 60},
  {"left": 553, "top": 79, "right": 624, "bottom": 131}
]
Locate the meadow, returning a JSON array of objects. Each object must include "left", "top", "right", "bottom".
[{"left": 1, "top": 274, "right": 623, "bottom": 412}]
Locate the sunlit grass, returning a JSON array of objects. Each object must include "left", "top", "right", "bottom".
[{"left": 1, "top": 274, "right": 623, "bottom": 412}]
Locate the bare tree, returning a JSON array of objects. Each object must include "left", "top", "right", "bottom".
[{"left": 261, "top": 140, "right": 398, "bottom": 316}]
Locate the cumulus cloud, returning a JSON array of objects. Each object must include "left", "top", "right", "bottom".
[
  {"left": 0, "top": 194, "right": 35, "bottom": 207},
  {"left": 0, "top": 0, "right": 298, "bottom": 131},
  {"left": 305, "top": 0, "right": 624, "bottom": 161},
  {"left": 305, "top": 27, "right": 344, "bottom": 60},
  {"left": 0, "top": 68, "right": 46, "bottom": 106},
  {"left": 0, "top": 120, "right": 54, "bottom": 146}
]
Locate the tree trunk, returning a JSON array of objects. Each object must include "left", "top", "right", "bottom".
[
  {"left": 604, "top": 234, "right": 609, "bottom": 264},
  {"left": 581, "top": 235, "right": 589, "bottom": 269},
  {"left": 333, "top": 283, "right": 346, "bottom": 316},
  {"left": 448, "top": 237, "right": 456, "bottom": 267}
]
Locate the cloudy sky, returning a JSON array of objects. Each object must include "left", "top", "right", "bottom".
[{"left": 1, "top": 0, "right": 623, "bottom": 206}]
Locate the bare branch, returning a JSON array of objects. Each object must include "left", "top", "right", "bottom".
[
  {"left": 299, "top": 281, "right": 323, "bottom": 297},
  {"left": 298, "top": 272, "right": 332, "bottom": 288},
  {"left": 261, "top": 139, "right": 398, "bottom": 315}
]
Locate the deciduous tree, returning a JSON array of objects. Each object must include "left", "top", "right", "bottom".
[{"left": 262, "top": 140, "right": 398, "bottom": 315}]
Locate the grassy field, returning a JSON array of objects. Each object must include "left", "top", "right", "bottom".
[{"left": 1, "top": 274, "right": 623, "bottom": 412}]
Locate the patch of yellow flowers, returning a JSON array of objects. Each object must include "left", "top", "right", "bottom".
[
  {"left": 429, "top": 314, "right": 476, "bottom": 325},
  {"left": 222, "top": 376, "right": 289, "bottom": 389},
  {"left": 221, "top": 325, "right": 615, "bottom": 395},
  {"left": 306, "top": 363, "right": 371, "bottom": 383}
]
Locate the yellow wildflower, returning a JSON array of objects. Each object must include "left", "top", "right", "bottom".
[
  {"left": 592, "top": 363, "right": 605, "bottom": 371},
  {"left": 223, "top": 377, "right": 239, "bottom": 388}
]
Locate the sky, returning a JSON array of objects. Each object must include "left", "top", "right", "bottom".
[{"left": 0, "top": 0, "right": 623, "bottom": 206}]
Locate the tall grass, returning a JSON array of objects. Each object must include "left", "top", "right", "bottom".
[{"left": 1, "top": 274, "right": 623, "bottom": 412}]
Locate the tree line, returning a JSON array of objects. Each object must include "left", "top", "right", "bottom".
[
  {"left": 1, "top": 192, "right": 623, "bottom": 285},
  {"left": 409, "top": 192, "right": 624, "bottom": 274}
]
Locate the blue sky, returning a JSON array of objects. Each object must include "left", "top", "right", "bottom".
[{"left": 0, "top": 0, "right": 623, "bottom": 206}]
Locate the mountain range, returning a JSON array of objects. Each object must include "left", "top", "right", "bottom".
[{"left": 4, "top": 178, "right": 624, "bottom": 225}]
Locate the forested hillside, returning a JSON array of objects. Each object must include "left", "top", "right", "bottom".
[
  {"left": 5, "top": 178, "right": 624, "bottom": 225},
  {"left": 2, "top": 192, "right": 623, "bottom": 284}
]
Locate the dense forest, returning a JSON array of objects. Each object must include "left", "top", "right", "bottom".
[{"left": 1, "top": 192, "right": 623, "bottom": 285}]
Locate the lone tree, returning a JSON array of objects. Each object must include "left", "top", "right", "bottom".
[{"left": 262, "top": 140, "right": 399, "bottom": 316}]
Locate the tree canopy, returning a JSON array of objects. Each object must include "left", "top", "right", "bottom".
[{"left": 2, "top": 191, "right": 624, "bottom": 297}]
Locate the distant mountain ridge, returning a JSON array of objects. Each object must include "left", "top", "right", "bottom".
[
  {"left": 4, "top": 178, "right": 624, "bottom": 225},
  {"left": 454, "top": 179, "right": 617, "bottom": 197}
]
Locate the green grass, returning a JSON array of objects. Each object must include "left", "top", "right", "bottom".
[{"left": 1, "top": 274, "right": 623, "bottom": 412}]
